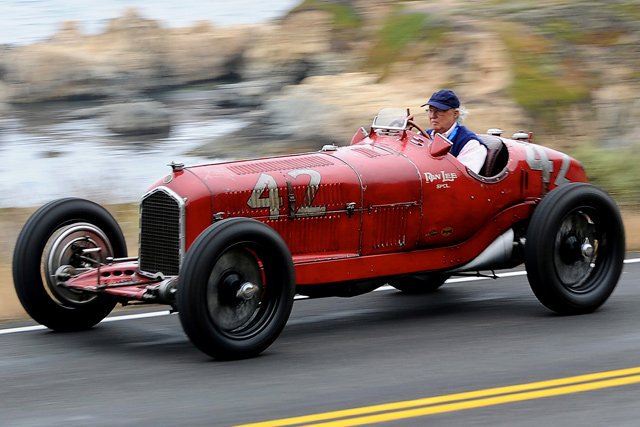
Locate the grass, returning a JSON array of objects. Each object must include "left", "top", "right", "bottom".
[
  {"left": 542, "top": 17, "right": 625, "bottom": 47},
  {"left": 609, "top": 2, "right": 640, "bottom": 20},
  {"left": 497, "top": 23, "right": 593, "bottom": 131},
  {"left": 569, "top": 145, "right": 640, "bottom": 207},
  {"left": 290, "top": 0, "right": 363, "bottom": 31},
  {"left": 365, "top": 7, "right": 449, "bottom": 78},
  {"left": 289, "top": 0, "right": 364, "bottom": 51}
]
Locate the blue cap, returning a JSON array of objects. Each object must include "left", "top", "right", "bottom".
[{"left": 421, "top": 89, "right": 460, "bottom": 110}]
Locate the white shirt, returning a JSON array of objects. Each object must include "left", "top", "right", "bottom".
[{"left": 443, "top": 122, "right": 487, "bottom": 174}]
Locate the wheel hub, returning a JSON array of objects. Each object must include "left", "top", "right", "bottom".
[
  {"left": 236, "top": 282, "right": 260, "bottom": 301},
  {"left": 581, "top": 238, "right": 595, "bottom": 260},
  {"left": 44, "top": 223, "right": 114, "bottom": 305},
  {"left": 54, "top": 265, "right": 76, "bottom": 283},
  {"left": 559, "top": 235, "right": 581, "bottom": 264},
  {"left": 207, "top": 248, "right": 263, "bottom": 333},
  {"left": 554, "top": 210, "right": 599, "bottom": 290}
]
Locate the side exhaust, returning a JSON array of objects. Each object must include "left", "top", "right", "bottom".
[{"left": 452, "top": 229, "right": 515, "bottom": 272}]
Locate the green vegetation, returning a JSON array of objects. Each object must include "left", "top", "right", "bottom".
[
  {"left": 542, "top": 19, "right": 583, "bottom": 45},
  {"left": 543, "top": 18, "right": 624, "bottom": 47},
  {"left": 570, "top": 145, "right": 640, "bottom": 207},
  {"left": 498, "top": 24, "right": 593, "bottom": 131},
  {"left": 291, "top": 0, "right": 363, "bottom": 31},
  {"left": 289, "top": 0, "right": 363, "bottom": 51},
  {"left": 367, "top": 11, "right": 427, "bottom": 68},
  {"left": 608, "top": 2, "right": 640, "bottom": 20},
  {"left": 365, "top": 7, "right": 449, "bottom": 77}
]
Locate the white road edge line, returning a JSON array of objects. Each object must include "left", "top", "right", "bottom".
[
  {"left": 0, "top": 310, "right": 173, "bottom": 335},
  {"left": 2, "top": 257, "right": 639, "bottom": 335}
]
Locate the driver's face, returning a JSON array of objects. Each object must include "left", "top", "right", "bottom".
[{"left": 428, "top": 107, "right": 458, "bottom": 135}]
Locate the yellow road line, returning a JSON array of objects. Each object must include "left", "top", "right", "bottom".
[
  {"left": 234, "top": 366, "right": 640, "bottom": 427},
  {"left": 303, "top": 374, "right": 640, "bottom": 427}
]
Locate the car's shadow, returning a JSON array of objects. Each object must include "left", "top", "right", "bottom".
[{"left": 36, "top": 283, "right": 572, "bottom": 362}]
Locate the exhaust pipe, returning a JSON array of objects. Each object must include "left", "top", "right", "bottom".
[{"left": 452, "top": 229, "right": 515, "bottom": 272}]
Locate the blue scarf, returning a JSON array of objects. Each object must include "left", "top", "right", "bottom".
[{"left": 428, "top": 123, "right": 483, "bottom": 157}]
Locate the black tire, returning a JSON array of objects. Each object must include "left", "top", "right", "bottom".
[
  {"left": 13, "top": 198, "right": 126, "bottom": 331},
  {"left": 389, "top": 273, "right": 449, "bottom": 294},
  {"left": 177, "top": 218, "right": 295, "bottom": 360},
  {"left": 525, "top": 183, "right": 625, "bottom": 314}
]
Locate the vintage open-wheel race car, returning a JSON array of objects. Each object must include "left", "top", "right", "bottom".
[{"left": 13, "top": 108, "right": 626, "bottom": 359}]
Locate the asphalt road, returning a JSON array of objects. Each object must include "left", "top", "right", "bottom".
[{"left": 2, "top": 258, "right": 640, "bottom": 427}]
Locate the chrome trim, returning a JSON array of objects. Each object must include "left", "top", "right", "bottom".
[
  {"left": 169, "top": 161, "right": 185, "bottom": 172},
  {"left": 512, "top": 131, "right": 529, "bottom": 141},
  {"left": 236, "top": 282, "right": 260, "bottom": 300},
  {"left": 138, "top": 186, "right": 186, "bottom": 277}
]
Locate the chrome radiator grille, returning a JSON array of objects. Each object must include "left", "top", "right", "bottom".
[{"left": 139, "top": 188, "right": 183, "bottom": 276}]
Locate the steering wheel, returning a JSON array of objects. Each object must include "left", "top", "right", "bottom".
[{"left": 407, "top": 119, "right": 428, "bottom": 139}]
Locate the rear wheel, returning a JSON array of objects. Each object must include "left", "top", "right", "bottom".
[
  {"left": 525, "top": 183, "right": 625, "bottom": 314},
  {"left": 13, "top": 198, "right": 126, "bottom": 331},
  {"left": 177, "top": 218, "right": 295, "bottom": 360}
]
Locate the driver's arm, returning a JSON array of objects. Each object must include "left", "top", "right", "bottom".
[{"left": 457, "top": 140, "right": 487, "bottom": 174}]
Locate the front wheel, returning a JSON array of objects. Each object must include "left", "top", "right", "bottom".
[
  {"left": 525, "top": 183, "right": 625, "bottom": 314},
  {"left": 13, "top": 198, "right": 127, "bottom": 331},
  {"left": 177, "top": 218, "right": 295, "bottom": 360}
]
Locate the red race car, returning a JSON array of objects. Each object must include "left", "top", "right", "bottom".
[{"left": 13, "top": 108, "right": 626, "bottom": 359}]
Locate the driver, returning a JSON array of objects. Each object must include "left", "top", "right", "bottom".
[{"left": 421, "top": 89, "right": 487, "bottom": 174}]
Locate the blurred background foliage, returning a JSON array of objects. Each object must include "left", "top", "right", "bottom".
[
  {"left": 293, "top": 0, "right": 364, "bottom": 30},
  {"left": 365, "top": 8, "right": 449, "bottom": 78},
  {"left": 573, "top": 146, "right": 640, "bottom": 207}
]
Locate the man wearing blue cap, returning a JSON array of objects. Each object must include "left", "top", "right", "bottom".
[{"left": 421, "top": 89, "right": 487, "bottom": 174}]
